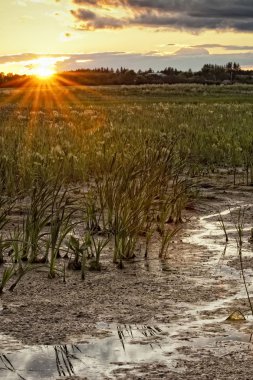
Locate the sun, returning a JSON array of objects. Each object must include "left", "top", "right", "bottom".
[
  {"left": 36, "top": 66, "right": 55, "bottom": 79},
  {"left": 32, "top": 57, "right": 56, "bottom": 80}
]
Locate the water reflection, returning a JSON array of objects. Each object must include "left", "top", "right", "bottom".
[
  {"left": 0, "top": 325, "right": 165, "bottom": 380},
  {"left": 2, "top": 323, "right": 253, "bottom": 379},
  {"left": 116, "top": 325, "right": 162, "bottom": 352},
  {"left": 0, "top": 354, "right": 26, "bottom": 380},
  {"left": 54, "top": 345, "right": 83, "bottom": 377}
]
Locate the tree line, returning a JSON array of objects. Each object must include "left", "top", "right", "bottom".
[{"left": 1, "top": 62, "right": 252, "bottom": 87}]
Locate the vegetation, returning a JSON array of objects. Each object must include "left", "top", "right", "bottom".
[
  {"left": 0, "top": 83, "right": 253, "bottom": 293},
  {"left": 1, "top": 62, "right": 253, "bottom": 88}
]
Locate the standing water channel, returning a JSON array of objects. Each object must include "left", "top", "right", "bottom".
[{"left": 1, "top": 198, "right": 253, "bottom": 379}]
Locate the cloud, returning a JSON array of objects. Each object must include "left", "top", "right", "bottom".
[
  {"left": 55, "top": 51, "right": 253, "bottom": 72},
  {"left": 71, "top": 8, "right": 125, "bottom": 29},
  {"left": 0, "top": 55, "right": 70, "bottom": 75},
  {"left": 1, "top": 51, "right": 253, "bottom": 73},
  {"left": 174, "top": 47, "right": 209, "bottom": 56},
  {"left": 70, "top": 0, "right": 253, "bottom": 31},
  {"left": 72, "top": 0, "right": 123, "bottom": 5},
  {"left": 0, "top": 53, "right": 38, "bottom": 64},
  {"left": 191, "top": 44, "right": 253, "bottom": 50}
]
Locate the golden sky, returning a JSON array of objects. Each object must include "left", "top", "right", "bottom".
[{"left": 1, "top": 0, "right": 253, "bottom": 74}]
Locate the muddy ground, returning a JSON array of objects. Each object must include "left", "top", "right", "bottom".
[{"left": 1, "top": 181, "right": 253, "bottom": 379}]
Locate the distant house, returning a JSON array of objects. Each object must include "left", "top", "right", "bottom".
[{"left": 145, "top": 72, "right": 167, "bottom": 78}]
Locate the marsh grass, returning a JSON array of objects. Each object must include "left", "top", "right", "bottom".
[
  {"left": 2, "top": 86, "right": 252, "bottom": 291},
  {"left": 220, "top": 207, "right": 253, "bottom": 317},
  {"left": 20, "top": 182, "right": 54, "bottom": 262},
  {"left": 67, "top": 235, "right": 87, "bottom": 271},
  {"left": 89, "top": 235, "right": 110, "bottom": 271},
  {"left": 218, "top": 212, "right": 229, "bottom": 243},
  {"left": 0, "top": 100, "right": 194, "bottom": 289},
  {"left": 233, "top": 208, "right": 253, "bottom": 317},
  {"left": 46, "top": 186, "right": 79, "bottom": 279},
  {"left": 0, "top": 259, "right": 33, "bottom": 294},
  {"left": 0, "top": 196, "right": 14, "bottom": 264},
  {"left": 0, "top": 266, "right": 15, "bottom": 294}
]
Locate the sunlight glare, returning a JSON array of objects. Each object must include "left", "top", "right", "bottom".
[{"left": 32, "top": 58, "right": 56, "bottom": 79}]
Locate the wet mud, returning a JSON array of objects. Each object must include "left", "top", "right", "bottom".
[{"left": 1, "top": 183, "right": 253, "bottom": 379}]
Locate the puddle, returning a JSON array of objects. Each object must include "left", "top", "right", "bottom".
[
  {"left": 1, "top": 322, "right": 253, "bottom": 380},
  {"left": 0, "top": 325, "right": 183, "bottom": 380}
]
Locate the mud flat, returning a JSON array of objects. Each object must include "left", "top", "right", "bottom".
[{"left": 1, "top": 184, "right": 253, "bottom": 379}]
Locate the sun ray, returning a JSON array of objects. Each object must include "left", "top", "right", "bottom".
[{"left": 0, "top": 60, "right": 116, "bottom": 113}]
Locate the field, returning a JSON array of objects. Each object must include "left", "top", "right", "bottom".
[{"left": 1, "top": 84, "right": 253, "bottom": 379}]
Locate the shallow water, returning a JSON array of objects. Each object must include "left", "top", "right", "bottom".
[
  {"left": 1, "top": 322, "right": 253, "bottom": 380},
  {"left": 0, "top": 325, "right": 185, "bottom": 380},
  {"left": 184, "top": 202, "right": 253, "bottom": 263}
]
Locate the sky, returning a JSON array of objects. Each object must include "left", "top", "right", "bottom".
[{"left": 0, "top": 0, "right": 253, "bottom": 75}]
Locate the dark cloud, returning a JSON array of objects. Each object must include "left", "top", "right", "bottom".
[
  {"left": 70, "top": 0, "right": 253, "bottom": 31},
  {"left": 71, "top": 9, "right": 96, "bottom": 21},
  {"left": 71, "top": 8, "right": 124, "bottom": 29},
  {"left": 73, "top": 0, "right": 123, "bottom": 5}
]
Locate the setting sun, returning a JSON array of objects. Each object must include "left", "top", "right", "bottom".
[
  {"left": 35, "top": 67, "right": 54, "bottom": 79},
  {"left": 32, "top": 58, "right": 56, "bottom": 79}
]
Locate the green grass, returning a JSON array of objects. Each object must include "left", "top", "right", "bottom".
[{"left": 1, "top": 83, "right": 253, "bottom": 106}]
